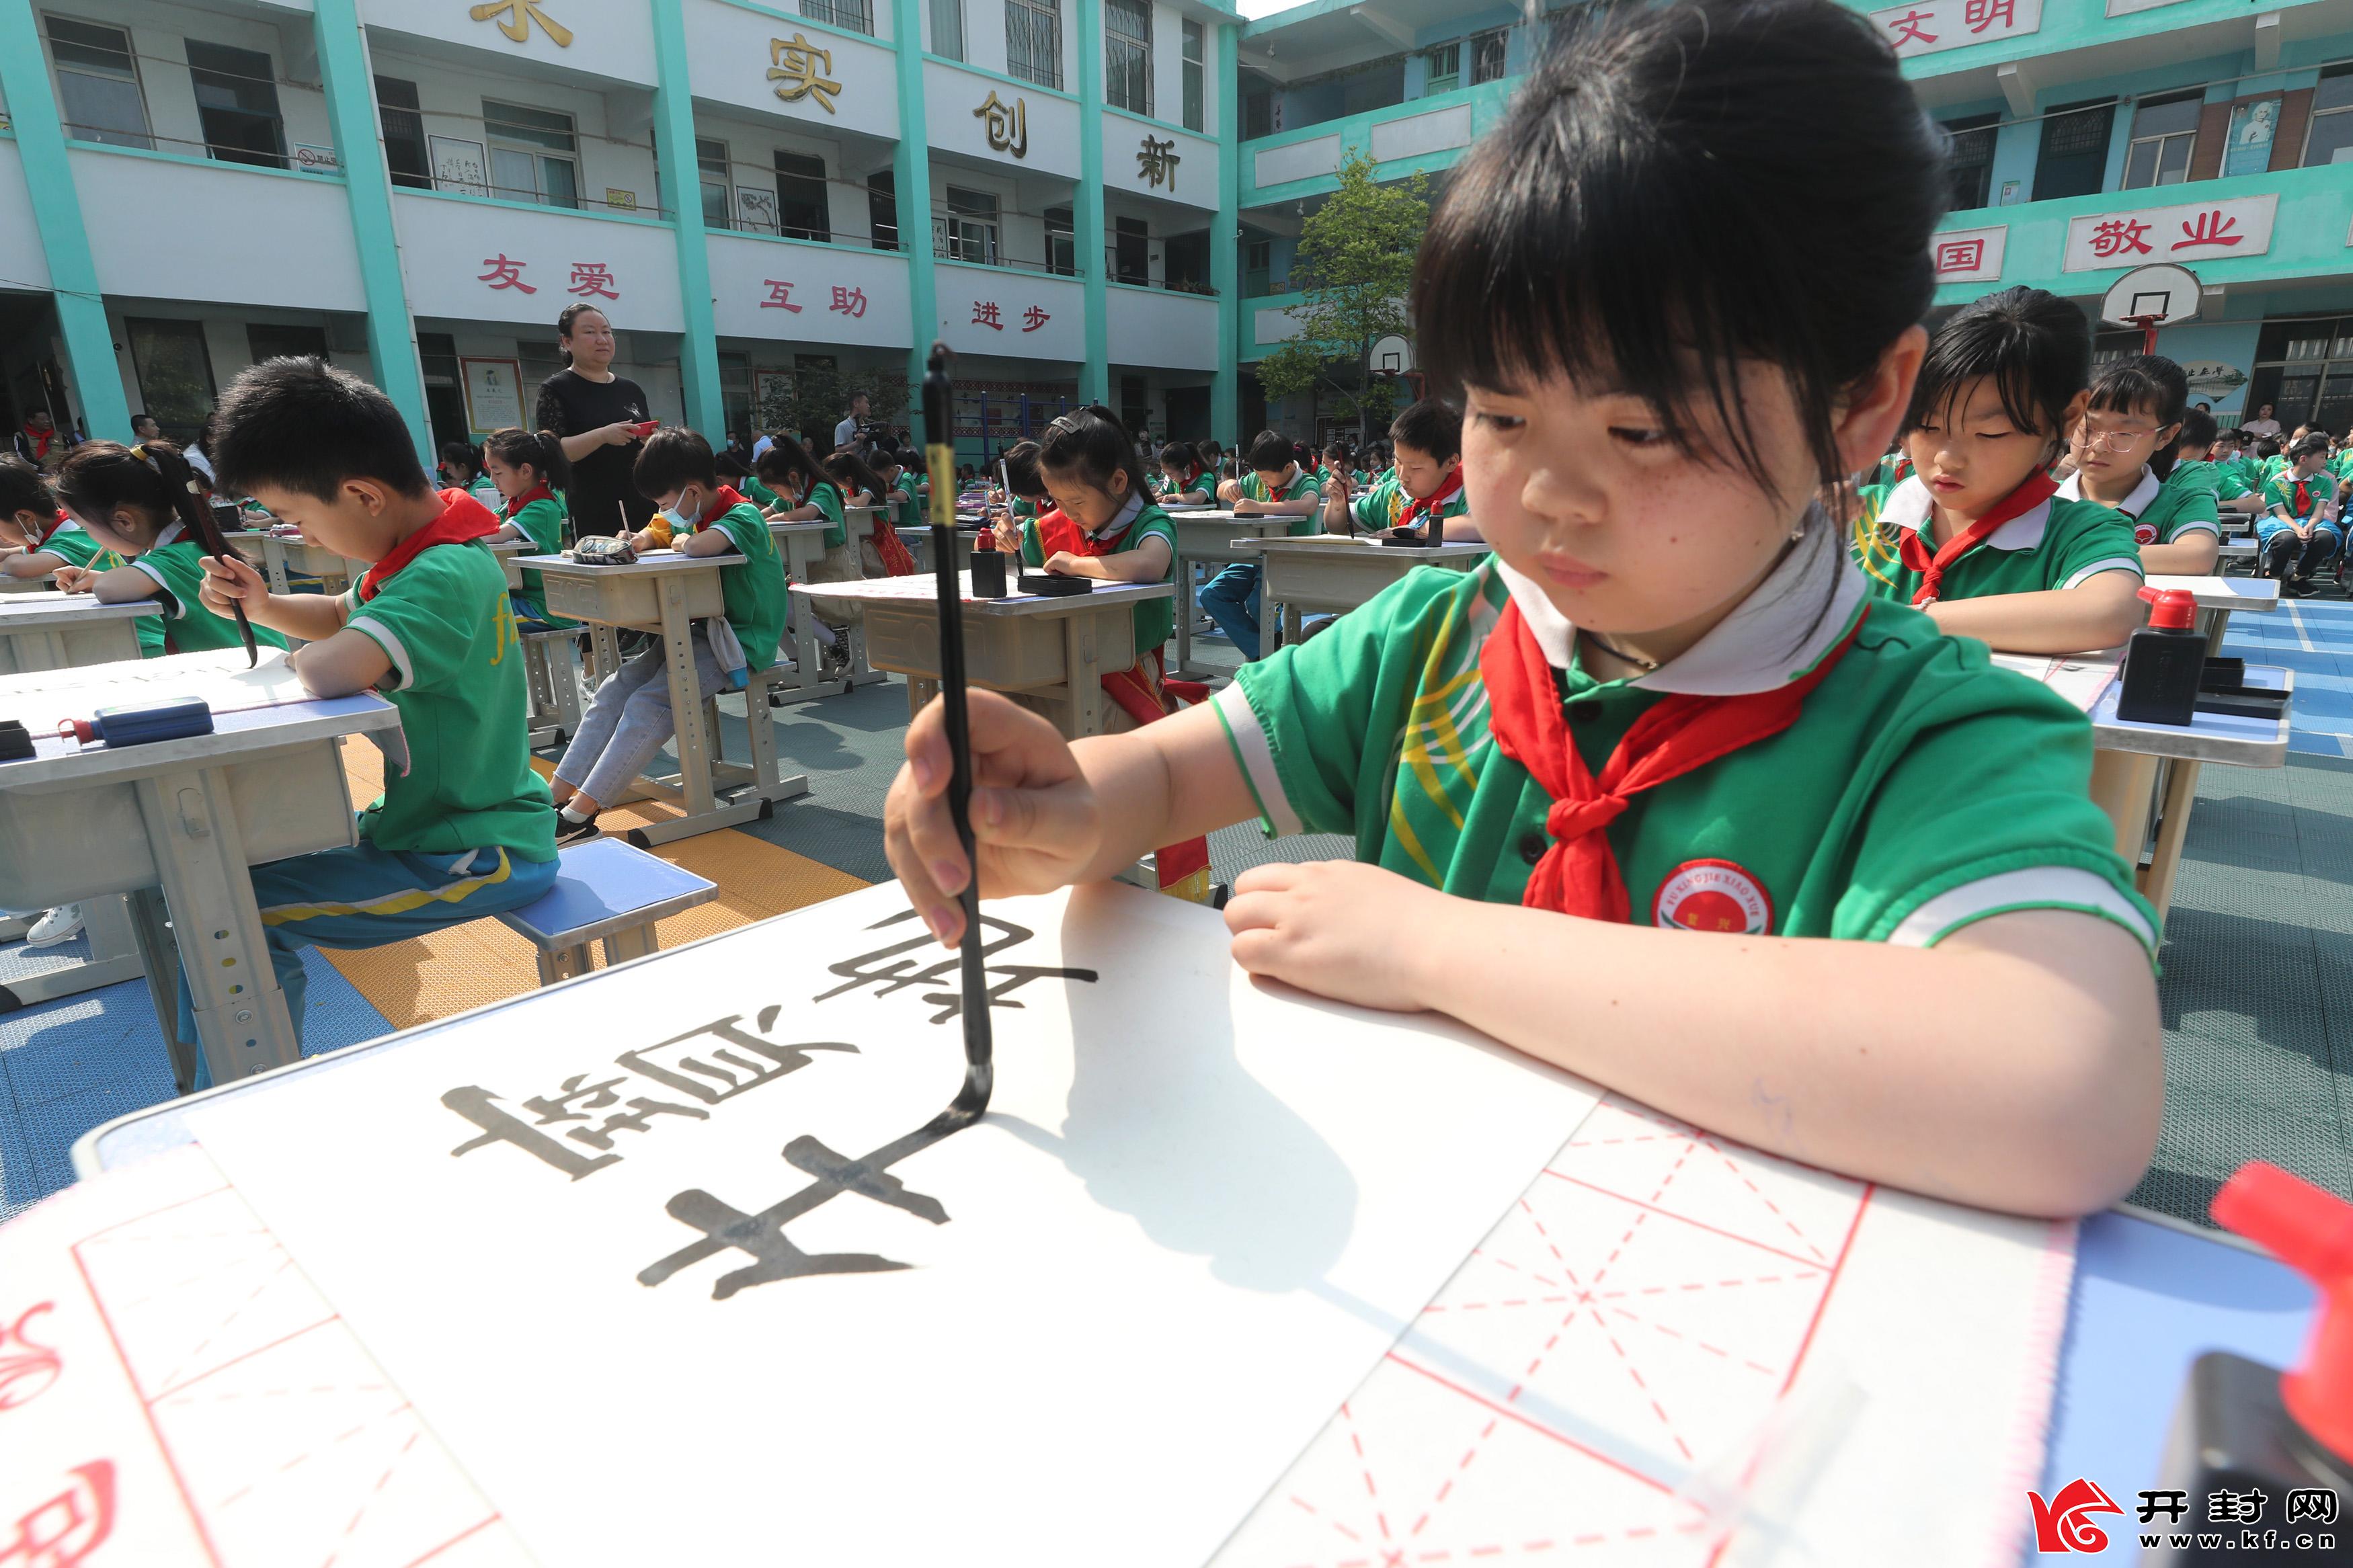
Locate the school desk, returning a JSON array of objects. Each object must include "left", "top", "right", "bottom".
[
  {"left": 0, "top": 652, "right": 399, "bottom": 1089},
  {"left": 1239, "top": 534, "right": 1493, "bottom": 654},
  {"left": 793, "top": 572, "right": 1174, "bottom": 739},
  {"left": 2144, "top": 572, "right": 2280, "bottom": 653},
  {"left": 517, "top": 551, "right": 809, "bottom": 846},
  {"left": 486, "top": 536, "right": 528, "bottom": 589},
  {"left": 0, "top": 570, "right": 56, "bottom": 595},
  {"left": 767, "top": 519, "right": 885, "bottom": 705},
  {"left": 62, "top": 899, "right": 2318, "bottom": 1563},
  {"left": 0, "top": 591, "right": 160, "bottom": 676},
  {"left": 231, "top": 530, "right": 362, "bottom": 595},
  {"left": 895, "top": 525, "right": 980, "bottom": 576},
  {"left": 1167, "top": 511, "right": 1298, "bottom": 675}
]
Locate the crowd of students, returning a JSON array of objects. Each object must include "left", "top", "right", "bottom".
[{"left": 11, "top": 0, "right": 2353, "bottom": 1215}]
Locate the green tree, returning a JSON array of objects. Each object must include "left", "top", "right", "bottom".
[
  {"left": 759, "top": 361, "right": 912, "bottom": 450},
  {"left": 1255, "top": 149, "right": 1428, "bottom": 442}
]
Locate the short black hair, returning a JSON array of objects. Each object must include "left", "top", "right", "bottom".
[
  {"left": 485, "top": 427, "right": 572, "bottom": 491},
  {"left": 2087, "top": 354, "right": 2189, "bottom": 477},
  {"left": 1245, "top": 429, "right": 1294, "bottom": 473},
  {"left": 209, "top": 357, "right": 432, "bottom": 501},
  {"left": 633, "top": 426, "right": 718, "bottom": 498},
  {"left": 2176, "top": 406, "right": 2217, "bottom": 455},
  {"left": 438, "top": 440, "right": 483, "bottom": 476},
  {"left": 1039, "top": 405, "right": 1145, "bottom": 500},
  {"left": 2289, "top": 434, "right": 2331, "bottom": 460},
  {"left": 130, "top": 411, "right": 158, "bottom": 430},
  {"left": 1000, "top": 440, "right": 1049, "bottom": 501},
  {"left": 1158, "top": 440, "right": 1201, "bottom": 472},
  {"left": 1905, "top": 288, "right": 2089, "bottom": 454},
  {"left": 1389, "top": 400, "right": 1464, "bottom": 461},
  {"left": 1414, "top": 0, "right": 1944, "bottom": 495},
  {"left": 0, "top": 454, "right": 52, "bottom": 520},
  {"left": 2256, "top": 438, "right": 2282, "bottom": 460}
]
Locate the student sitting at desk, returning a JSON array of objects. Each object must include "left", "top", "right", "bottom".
[
  {"left": 439, "top": 441, "right": 506, "bottom": 519},
  {"left": 1320, "top": 400, "right": 1477, "bottom": 542},
  {"left": 756, "top": 434, "right": 856, "bottom": 584},
  {"left": 885, "top": 0, "right": 2161, "bottom": 1220},
  {"left": 1849, "top": 288, "right": 2145, "bottom": 654},
  {"left": 983, "top": 441, "right": 1054, "bottom": 556},
  {"left": 1203, "top": 430, "right": 1325, "bottom": 660},
  {"left": 482, "top": 427, "right": 574, "bottom": 631},
  {"left": 1156, "top": 441, "right": 1214, "bottom": 505},
  {"left": 50, "top": 442, "right": 289, "bottom": 658},
  {"left": 0, "top": 454, "right": 125, "bottom": 587},
  {"left": 827, "top": 448, "right": 920, "bottom": 576},
  {"left": 548, "top": 428, "right": 788, "bottom": 845},
  {"left": 2258, "top": 434, "right": 2343, "bottom": 596},
  {"left": 182, "top": 358, "right": 554, "bottom": 1080},
  {"left": 716, "top": 450, "right": 780, "bottom": 513},
  {"left": 2056, "top": 356, "right": 2221, "bottom": 577}
]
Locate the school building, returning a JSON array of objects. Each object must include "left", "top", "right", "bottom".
[
  {"left": 1236, "top": 0, "right": 2353, "bottom": 436},
  {"left": 0, "top": 0, "right": 1244, "bottom": 462}
]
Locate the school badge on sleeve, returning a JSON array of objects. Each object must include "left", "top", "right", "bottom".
[
  {"left": 2132, "top": 520, "right": 2159, "bottom": 545},
  {"left": 1650, "top": 859, "right": 1773, "bottom": 934}
]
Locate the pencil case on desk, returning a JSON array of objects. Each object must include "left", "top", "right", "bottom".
[
  {"left": 571, "top": 535, "right": 638, "bottom": 566},
  {"left": 1018, "top": 573, "right": 1093, "bottom": 596}
]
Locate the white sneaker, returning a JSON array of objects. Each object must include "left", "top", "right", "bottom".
[{"left": 26, "top": 905, "right": 83, "bottom": 947}]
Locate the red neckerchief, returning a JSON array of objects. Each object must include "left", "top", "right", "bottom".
[
  {"left": 22, "top": 426, "right": 52, "bottom": 461},
  {"left": 1897, "top": 470, "right": 2059, "bottom": 607},
  {"left": 1396, "top": 466, "right": 1465, "bottom": 532},
  {"left": 1034, "top": 498, "right": 1148, "bottom": 561},
  {"left": 34, "top": 509, "right": 67, "bottom": 548},
  {"left": 1480, "top": 601, "right": 1866, "bottom": 923},
  {"left": 696, "top": 485, "right": 750, "bottom": 526},
  {"left": 358, "top": 489, "right": 501, "bottom": 602},
  {"left": 2291, "top": 475, "right": 2321, "bottom": 516},
  {"left": 503, "top": 483, "right": 553, "bottom": 521}
]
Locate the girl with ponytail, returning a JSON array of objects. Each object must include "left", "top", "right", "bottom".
[
  {"left": 52, "top": 440, "right": 287, "bottom": 656},
  {"left": 484, "top": 427, "right": 576, "bottom": 628}
]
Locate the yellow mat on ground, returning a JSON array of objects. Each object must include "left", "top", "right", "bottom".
[{"left": 321, "top": 741, "right": 868, "bottom": 1032}]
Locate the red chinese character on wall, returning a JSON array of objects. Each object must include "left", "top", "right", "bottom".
[
  {"left": 1933, "top": 238, "right": 1987, "bottom": 275},
  {"left": 972, "top": 301, "right": 1004, "bottom": 331},
  {"left": 830, "top": 286, "right": 867, "bottom": 318},
  {"left": 2089, "top": 218, "right": 2153, "bottom": 259},
  {"left": 478, "top": 253, "right": 536, "bottom": 293},
  {"left": 567, "top": 262, "right": 619, "bottom": 299},
  {"left": 1886, "top": 9, "right": 1937, "bottom": 46},
  {"left": 762, "top": 280, "right": 805, "bottom": 312},
  {"left": 2173, "top": 210, "right": 2243, "bottom": 250},
  {"left": 1, "top": 1460, "right": 116, "bottom": 1567},
  {"left": 1021, "top": 306, "right": 1051, "bottom": 333},
  {"left": 1963, "top": 0, "right": 2013, "bottom": 32}
]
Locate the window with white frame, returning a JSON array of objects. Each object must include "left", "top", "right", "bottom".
[
  {"left": 1005, "top": 0, "right": 1062, "bottom": 89},
  {"left": 1470, "top": 28, "right": 1509, "bottom": 85},
  {"left": 931, "top": 0, "right": 965, "bottom": 60},
  {"left": 801, "top": 0, "right": 874, "bottom": 36},
  {"left": 483, "top": 99, "right": 580, "bottom": 208},
  {"left": 1106, "top": 0, "right": 1152, "bottom": 116},
  {"left": 2122, "top": 91, "right": 2201, "bottom": 189},
  {"left": 697, "top": 137, "right": 732, "bottom": 230},
  {"left": 46, "top": 16, "right": 153, "bottom": 149},
  {"left": 936, "top": 186, "right": 1001, "bottom": 265},
  {"left": 1182, "top": 19, "right": 1204, "bottom": 132},
  {"left": 1424, "top": 41, "right": 1460, "bottom": 96},
  {"left": 2304, "top": 63, "right": 2353, "bottom": 168}
]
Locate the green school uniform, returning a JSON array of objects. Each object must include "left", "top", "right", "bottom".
[
  {"left": 503, "top": 492, "right": 573, "bottom": 629},
  {"left": 2261, "top": 470, "right": 2335, "bottom": 520},
  {"left": 38, "top": 521, "right": 159, "bottom": 655},
  {"left": 1010, "top": 496, "right": 1039, "bottom": 522},
  {"left": 1214, "top": 544, "right": 2155, "bottom": 950},
  {"left": 2057, "top": 465, "right": 2219, "bottom": 547},
  {"left": 128, "top": 527, "right": 290, "bottom": 656},
  {"left": 1851, "top": 477, "right": 2143, "bottom": 603},
  {"left": 1239, "top": 466, "right": 1324, "bottom": 536},
  {"left": 741, "top": 474, "right": 782, "bottom": 511},
  {"left": 1019, "top": 497, "right": 1179, "bottom": 654},
  {"left": 2262, "top": 454, "right": 2290, "bottom": 487},
  {"left": 341, "top": 536, "right": 553, "bottom": 862},
  {"left": 808, "top": 480, "right": 848, "bottom": 550},
  {"left": 894, "top": 470, "right": 924, "bottom": 524},
  {"left": 684, "top": 497, "right": 789, "bottom": 671},
  {"left": 1345, "top": 470, "right": 1471, "bottom": 533}
]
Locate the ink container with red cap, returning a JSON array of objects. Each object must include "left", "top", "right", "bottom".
[
  {"left": 56, "top": 698, "right": 214, "bottom": 748},
  {"left": 2153, "top": 1162, "right": 2353, "bottom": 1564},
  {"left": 2117, "top": 585, "right": 2205, "bottom": 726}
]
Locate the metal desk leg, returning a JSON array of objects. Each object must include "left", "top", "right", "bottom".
[
  {"left": 2088, "top": 749, "right": 2161, "bottom": 866},
  {"left": 660, "top": 578, "right": 716, "bottom": 822},
  {"left": 126, "top": 887, "right": 194, "bottom": 1094},
  {"left": 132, "top": 764, "right": 300, "bottom": 1085},
  {"left": 1176, "top": 559, "right": 1195, "bottom": 674},
  {"left": 1066, "top": 610, "right": 1106, "bottom": 739},
  {"left": 2141, "top": 757, "right": 2204, "bottom": 923},
  {"left": 600, "top": 921, "right": 658, "bottom": 968}
]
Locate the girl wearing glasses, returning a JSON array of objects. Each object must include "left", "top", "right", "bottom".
[{"left": 2057, "top": 356, "right": 2220, "bottom": 576}]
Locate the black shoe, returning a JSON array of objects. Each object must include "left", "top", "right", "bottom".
[
  {"left": 553, "top": 812, "right": 602, "bottom": 846},
  {"left": 2288, "top": 579, "right": 2321, "bottom": 598}
]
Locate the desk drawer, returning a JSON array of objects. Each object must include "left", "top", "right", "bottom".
[{"left": 541, "top": 571, "right": 725, "bottom": 628}]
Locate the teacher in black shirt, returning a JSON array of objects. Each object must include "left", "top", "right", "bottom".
[{"left": 532, "top": 304, "right": 657, "bottom": 537}]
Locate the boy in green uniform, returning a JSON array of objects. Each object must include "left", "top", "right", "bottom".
[
  {"left": 2256, "top": 434, "right": 2342, "bottom": 595},
  {"left": 884, "top": 0, "right": 2161, "bottom": 1219},
  {"left": 177, "top": 357, "right": 555, "bottom": 1083},
  {"left": 1321, "top": 400, "right": 1475, "bottom": 540},
  {"left": 550, "top": 427, "right": 789, "bottom": 843},
  {"left": 2056, "top": 358, "right": 2221, "bottom": 576},
  {"left": 1851, "top": 289, "right": 2143, "bottom": 654},
  {"left": 1202, "top": 429, "right": 1324, "bottom": 659},
  {"left": 52, "top": 442, "right": 290, "bottom": 659}
]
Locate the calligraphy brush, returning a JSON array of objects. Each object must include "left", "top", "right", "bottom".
[
  {"left": 922, "top": 341, "right": 993, "bottom": 1134},
  {"left": 186, "top": 489, "right": 258, "bottom": 668}
]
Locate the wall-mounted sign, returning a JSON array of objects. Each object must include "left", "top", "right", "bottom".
[
  {"left": 1932, "top": 224, "right": 2007, "bottom": 284},
  {"left": 606, "top": 189, "right": 638, "bottom": 210},
  {"left": 737, "top": 187, "right": 781, "bottom": 235},
  {"left": 430, "top": 136, "right": 491, "bottom": 199},
  {"left": 975, "top": 91, "right": 1028, "bottom": 159},
  {"left": 2062, "top": 193, "right": 2278, "bottom": 272},
  {"left": 2223, "top": 99, "right": 2279, "bottom": 178},
  {"left": 1136, "top": 135, "right": 1180, "bottom": 192},
  {"left": 468, "top": 0, "right": 572, "bottom": 46},
  {"left": 770, "top": 34, "right": 842, "bottom": 116},
  {"left": 1868, "top": 0, "right": 2042, "bottom": 58},
  {"left": 294, "top": 143, "right": 340, "bottom": 175},
  {"left": 461, "top": 357, "right": 526, "bottom": 433}
]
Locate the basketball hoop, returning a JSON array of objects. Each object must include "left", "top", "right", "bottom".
[{"left": 2100, "top": 263, "right": 2202, "bottom": 354}]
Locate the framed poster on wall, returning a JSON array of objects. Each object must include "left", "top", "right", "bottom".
[
  {"left": 2223, "top": 99, "right": 2279, "bottom": 178},
  {"left": 461, "top": 357, "right": 527, "bottom": 436},
  {"left": 737, "top": 187, "right": 781, "bottom": 235},
  {"left": 430, "top": 135, "right": 491, "bottom": 198}
]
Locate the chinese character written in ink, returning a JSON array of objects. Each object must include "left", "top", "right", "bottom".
[
  {"left": 1962, "top": 0, "right": 2012, "bottom": 32},
  {"left": 972, "top": 300, "right": 1004, "bottom": 331},
  {"left": 0, "top": 1303, "right": 60, "bottom": 1411},
  {"left": 2285, "top": 1488, "right": 2339, "bottom": 1525},
  {"left": 2089, "top": 218, "right": 2153, "bottom": 259},
  {"left": 479, "top": 254, "right": 536, "bottom": 293},
  {"left": 762, "top": 280, "right": 803, "bottom": 312},
  {"left": 469, "top": 0, "right": 573, "bottom": 47},
  {"left": 1137, "top": 135, "right": 1181, "bottom": 192},
  {"left": 640, "top": 1129, "right": 955, "bottom": 1299},
  {"left": 1885, "top": 8, "right": 1936, "bottom": 46},
  {"left": 830, "top": 286, "right": 869, "bottom": 319},
  {"left": 1933, "top": 238, "right": 1985, "bottom": 275},
  {"left": 2174, "top": 209, "right": 2243, "bottom": 251},
  {"left": 768, "top": 34, "right": 842, "bottom": 116},
  {"left": 975, "top": 91, "right": 1029, "bottom": 159},
  {"left": 814, "top": 908, "right": 1099, "bottom": 1024},
  {"left": 1022, "top": 305, "right": 1051, "bottom": 333},
  {"left": 2, "top": 1460, "right": 114, "bottom": 1567},
  {"left": 567, "top": 261, "right": 619, "bottom": 299},
  {"left": 2135, "top": 1489, "right": 2188, "bottom": 1525}
]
